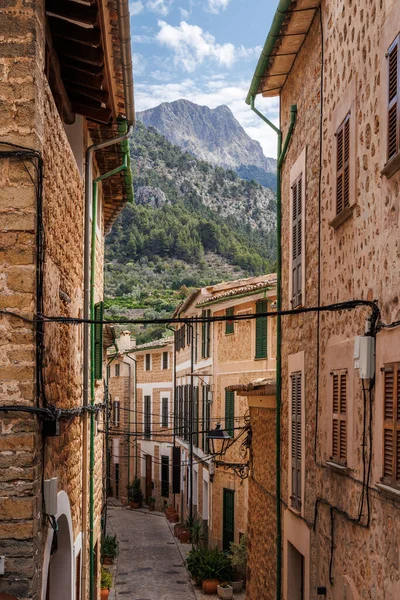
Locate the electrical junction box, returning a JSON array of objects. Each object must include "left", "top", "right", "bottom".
[
  {"left": 356, "top": 336, "right": 375, "bottom": 380},
  {"left": 44, "top": 477, "right": 58, "bottom": 517},
  {"left": 0, "top": 556, "right": 5, "bottom": 576}
]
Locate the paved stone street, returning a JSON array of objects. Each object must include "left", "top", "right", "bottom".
[{"left": 107, "top": 505, "right": 196, "bottom": 600}]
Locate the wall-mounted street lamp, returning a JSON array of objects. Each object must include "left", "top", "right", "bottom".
[
  {"left": 206, "top": 423, "right": 251, "bottom": 480},
  {"left": 206, "top": 423, "right": 232, "bottom": 457}
]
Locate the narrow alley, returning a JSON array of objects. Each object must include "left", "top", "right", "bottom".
[{"left": 107, "top": 505, "right": 196, "bottom": 600}]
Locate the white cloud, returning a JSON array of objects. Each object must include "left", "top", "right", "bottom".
[
  {"left": 147, "top": 0, "right": 172, "bottom": 15},
  {"left": 157, "top": 20, "right": 235, "bottom": 72},
  {"left": 207, "top": 0, "right": 231, "bottom": 14},
  {"left": 132, "top": 34, "right": 153, "bottom": 43},
  {"left": 179, "top": 7, "right": 190, "bottom": 19},
  {"left": 129, "top": 1, "right": 144, "bottom": 16},
  {"left": 132, "top": 53, "right": 147, "bottom": 76},
  {"left": 135, "top": 78, "right": 280, "bottom": 157}
]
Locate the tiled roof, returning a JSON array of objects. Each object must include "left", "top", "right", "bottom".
[
  {"left": 132, "top": 336, "right": 174, "bottom": 352},
  {"left": 196, "top": 274, "right": 277, "bottom": 307},
  {"left": 226, "top": 377, "right": 276, "bottom": 395}
]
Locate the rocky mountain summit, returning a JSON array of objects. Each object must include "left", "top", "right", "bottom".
[{"left": 137, "top": 99, "right": 277, "bottom": 189}]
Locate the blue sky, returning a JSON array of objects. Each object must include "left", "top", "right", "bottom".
[{"left": 129, "top": 0, "right": 280, "bottom": 158}]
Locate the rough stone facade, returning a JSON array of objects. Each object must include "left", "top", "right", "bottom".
[{"left": 249, "top": 1, "right": 400, "bottom": 599}]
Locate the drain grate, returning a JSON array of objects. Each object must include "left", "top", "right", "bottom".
[
  {"left": 173, "top": 564, "right": 183, "bottom": 567},
  {"left": 137, "top": 567, "right": 153, "bottom": 572},
  {"left": 176, "top": 580, "right": 186, "bottom": 585},
  {"left": 167, "top": 542, "right": 175, "bottom": 545},
  {"left": 164, "top": 570, "right": 179, "bottom": 575}
]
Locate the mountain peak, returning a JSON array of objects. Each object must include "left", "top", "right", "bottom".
[{"left": 136, "top": 100, "right": 277, "bottom": 186}]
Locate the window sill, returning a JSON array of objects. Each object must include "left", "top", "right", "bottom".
[
  {"left": 326, "top": 461, "right": 349, "bottom": 475},
  {"left": 255, "top": 356, "right": 268, "bottom": 361},
  {"left": 381, "top": 153, "right": 400, "bottom": 178},
  {"left": 329, "top": 206, "right": 353, "bottom": 229},
  {"left": 375, "top": 482, "right": 400, "bottom": 502}
]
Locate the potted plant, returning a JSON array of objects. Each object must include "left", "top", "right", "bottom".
[
  {"left": 100, "top": 567, "right": 113, "bottom": 599},
  {"left": 127, "top": 478, "right": 143, "bottom": 509},
  {"left": 185, "top": 516, "right": 206, "bottom": 549},
  {"left": 199, "top": 547, "right": 232, "bottom": 595},
  {"left": 101, "top": 535, "right": 119, "bottom": 565},
  {"left": 179, "top": 526, "right": 191, "bottom": 544},
  {"left": 147, "top": 496, "right": 156, "bottom": 511},
  {"left": 217, "top": 582, "right": 233, "bottom": 599},
  {"left": 186, "top": 546, "right": 207, "bottom": 586},
  {"left": 229, "top": 534, "right": 247, "bottom": 592}
]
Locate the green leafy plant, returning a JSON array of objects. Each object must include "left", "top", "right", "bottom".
[
  {"left": 185, "top": 547, "right": 208, "bottom": 586},
  {"left": 229, "top": 534, "right": 247, "bottom": 581},
  {"left": 148, "top": 496, "right": 156, "bottom": 504},
  {"left": 196, "top": 547, "right": 233, "bottom": 583},
  {"left": 101, "top": 567, "right": 113, "bottom": 590},
  {"left": 185, "top": 516, "right": 206, "bottom": 549},
  {"left": 127, "top": 478, "right": 143, "bottom": 503},
  {"left": 101, "top": 535, "right": 119, "bottom": 561},
  {"left": 219, "top": 582, "right": 232, "bottom": 589}
]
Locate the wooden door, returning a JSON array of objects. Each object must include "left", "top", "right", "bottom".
[
  {"left": 223, "top": 489, "right": 234, "bottom": 551},
  {"left": 145, "top": 454, "right": 152, "bottom": 504}
]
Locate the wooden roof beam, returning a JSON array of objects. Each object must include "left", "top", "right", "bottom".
[
  {"left": 47, "top": 16, "right": 101, "bottom": 47},
  {"left": 46, "top": 0, "right": 98, "bottom": 26},
  {"left": 65, "top": 83, "right": 109, "bottom": 104},
  {"left": 45, "top": 20, "right": 75, "bottom": 124},
  {"left": 54, "top": 38, "right": 104, "bottom": 67},
  {"left": 62, "top": 65, "right": 104, "bottom": 90},
  {"left": 71, "top": 102, "right": 112, "bottom": 124}
]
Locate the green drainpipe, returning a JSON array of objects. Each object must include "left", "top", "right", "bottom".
[
  {"left": 250, "top": 95, "right": 296, "bottom": 600},
  {"left": 89, "top": 120, "right": 133, "bottom": 600}
]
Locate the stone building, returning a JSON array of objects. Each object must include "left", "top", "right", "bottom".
[
  {"left": 247, "top": 0, "right": 400, "bottom": 598},
  {"left": 172, "top": 275, "right": 276, "bottom": 550},
  {"left": 0, "top": 1, "right": 134, "bottom": 599},
  {"left": 107, "top": 332, "right": 174, "bottom": 511}
]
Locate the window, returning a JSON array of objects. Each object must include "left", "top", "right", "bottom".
[
  {"left": 184, "top": 385, "right": 189, "bottom": 440},
  {"left": 291, "top": 372, "right": 302, "bottom": 511},
  {"left": 162, "top": 351, "right": 169, "bottom": 370},
  {"left": 202, "top": 385, "right": 211, "bottom": 452},
  {"left": 75, "top": 551, "right": 81, "bottom": 600},
  {"left": 225, "top": 389, "right": 235, "bottom": 437},
  {"left": 201, "top": 309, "right": 211, "bottom": 358},
  {"left": 387, "top": 36, "right": 399, "bottom": 164},
  {"left": 225, "top": 307, "right": 234, "bottom": 334},
  {"left": 193, "top": 387, "right": 199, "bottom": 448},
  {"left": 145, "top": 353, "right": 151, "bottom": 371},
  {"left": 331, "top": 371, "right": 347, "bottom": 465},
  {"left": 382, "top": 363, "right": 400, "bottom": 489},
  {"left": 144, "top": 395, "right": 151, "bottom": 439},
  {"left": 115, "top": 363, "right": 120, "bottom": 377},
  {"left": 162, "top": 397, "right": 168, "bottom": 427},
  {"left": 94, "top": 302, "right": 103, "bottom": 380},
  {"left": 255, "top": 299, "right": 267, "bottom": 359},
  {"left": 113, "top": 399, "right": 120, "bottom": 428},
  {"left": 291, "top": 175, "right": 302, "bottom": 307},
  {"left": 335, "top": 113, "right": 350, "bottom": 215},
  {"left": 107, "top": 365, "right": 110, "bottom": 379}
]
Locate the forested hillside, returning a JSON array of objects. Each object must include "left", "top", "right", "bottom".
[{"left": 105, "top": 122, "right": 277, "bottom": 343}]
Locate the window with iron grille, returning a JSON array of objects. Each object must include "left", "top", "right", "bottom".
[
  {"left": 115, "top": 363, "right": 120, "bottom": 377},
  {"left": 145, "top": 353, "right": 151, "bottom": 371},
  {"left": 331, "top": 371, "right": 347, "bottom": 465},
  {"left": 162, "top": 351, "right": 168, "bottom": 370},
  {"left": 113, "top": 400, "right": 120, "bottom": 428},
  {"left": 255, "top": 299, "right": 267, "bottom": 359},
  {"left": 162, "top": 397, "right": 168, "bottom": 428},
  {"left": 225, "top": 307, "right": 234, "bottom": 334},
  {"left": 291, "top": 371, "right": 302, "bottom": 511},
  {"left": 336, "top": 114, "right": 351, "bottom": 215},
  {"left": 382, "top": 363, "right": 400, "bottom": 489},
  {"left": 387, "top": 36, "right": 399, "bottom": 165},
  {"left": 94, "top": 302, "right": 103, "bottom": 380},
  {"left": 291, "top": 175, "right": 302, "bottom": 307},
  {"left": 144, "top": 395, "right": 151, "bottom": 439},
  {"left": 225, "top": 389, "right": 235, "bottom": 437}
]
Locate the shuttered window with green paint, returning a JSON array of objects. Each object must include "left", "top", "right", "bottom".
[
  {"left": 225, "top": 307, "right": 234, "bottom": 334},
  {"left": 225, "top": 389, "right": 235, "bottom": 437},
  {"left": 255, "top": 299, "right": 267, "bottom": 359},
  {"left": 94, "top": 301, "right": 104, "bottom": 380}
]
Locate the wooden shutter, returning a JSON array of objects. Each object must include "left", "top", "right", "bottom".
[
  {"left": 291, "top": 176, "right": 302, "bottom": 307},
  {"left": 193, "top": 387, "right": 199, "bottom": 447},
  {"left": 201, "top": 310, "right": 206, "bottom": 358},
  {"left": 206, "top": 309, "right": 211, "bottom": 358},
  {"left": 388, "top": 37, "right": 399, "bottom": 161},
  {"left": 144, "top": 395, "right": 151, "bottom": 439},
  {"left": 255, "top": 299, "right": 267, "bottom": 358},
  {"left": 225, "top": 389, "right": 235, "bottom": 437},
  {"left": 172, "top": 446, "right": 181, "bottom": 494},
  {"left": 331, "top": 371, "right": 347, "bottom": 464},
  {"left": 94, "top": 301, "right": 103, "bottom": 380},
  {"left": 291, "top": 372, "right": 302, "bottom": 511},
  {"left": 383, "top": 363, "right": 400, "bottom": 488},
  {"left": 145, "top": 354, "right": 151, "bottom": 371},
  {"left": 163, "top": 351, "right": 168, "bottom": 369},
  {"left": 162, "top": 397, "right": 168, "bottom": 427},
  {"left": 161, "top": 455, "right": 169, "bottom": 497},
  {"left": 336, "top": 114, "right": 351, "bottom": 214},
  {"left": 225, "top": 307, "right": 234, "bottom": 334}
]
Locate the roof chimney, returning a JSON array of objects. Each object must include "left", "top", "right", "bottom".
[{"left": 117, "top": 330, "right": 135, "bottom": 352}]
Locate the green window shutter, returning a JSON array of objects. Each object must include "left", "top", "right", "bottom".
[
  {"left": 225, "top": 307, "right": 234, "bottom": 334},
  {"left": 201, "top": 310, "right": 206, "bottom": 358},
  {"left": 225, "top": 389, "right": 235, "bottom": 437},
  {"left": 94, "top": 302, "right": 103, "bottom": 380},
  {"left": 255, "top": 299, "right": 267, "bottom": 359},
  {"left": 206, "top": 309, "right": 211, "bottom": 358}
]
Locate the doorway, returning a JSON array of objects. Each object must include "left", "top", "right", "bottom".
[
  {"left": 46, "top": 514, "right": 72, "bottom": 599},
  {"left": 145, "top": 454, "right": 152, "bottom": 504},
  {"left": 287, "top": 542, "right": 305, "bottom": 600},
  {"left": 223, "top": 489, "right": 234, "bottom": 551}
]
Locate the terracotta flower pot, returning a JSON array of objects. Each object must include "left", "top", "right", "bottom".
[
  {"left": 165, "top": 507, "right": 175, "bottom": 517},
  {"left": 179, "top": 528, "right": 191, "bottom": 544},
  {"left": 174, "top": 523, "right": 184, "bottom": 538},
  {"left": 168, "top": 513, "right": 179, "bottom": 523},
  {"left": 202, "top": 579, "right": 219, "bottom": 595},
  {"left": 102, "top": 556, "right": 113, "bottom": 565},
  {"left": 130, "top": 501, "right": 140, "bottom": 509},
  {"left": 100, "top": 589, "right": 109, "bottom": 600},
  {"left": 148, "top": 504, "right": 155, "bottom": 511}
]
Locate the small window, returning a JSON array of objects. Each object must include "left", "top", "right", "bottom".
[
  {"left": 225, "top": 389, "right": 235, "bottom": 437},
  {"left": 331, "top": 371, "right": 347, "bottom": 465},
  {"left": 382, "top": 363, "right": 400, "bottom": 489},
  {"left": 162, "top": 397, "right": 168, "bottom": 427},
  {"left": 255, "top": 299, "right": 267, "bottom": 359},
  {"left": 161, "top": 456, "right": 169, "bottom": 497},
  {"left": 115, "top": 363, "right": 120, "bottom": 377},
  {"left": 291, "top": 371, "right": 302, "bottom": 511},
  {"left": 162, "top": 351, "right": 169, "bottom": 370},
  {"left": 291, "top": 175, "right": 302, "bottom": 308},
  {"left": 113, "top": 400, "right": 120, "bottom": 428},
  {"left": 94, "top": 302, "right": 103, "bottom": 380},
  {"left": 144, "top": 395, "right": 151, "bottom": 439},
  {"left": 201, "top": 309, "right": 211, "bottom": 359},
  {"left": 336, "top": 113, "right": 351, "bottom": 215},
  {"left": 145, "top": 354, "right": 151, "bottom": 371},
  {"left": 225, "top": 307, "right": 234, "bottom": 334},
  {"left": 387, "top": 36, "right": 399, "bottom": 165}
]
